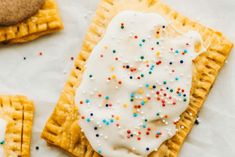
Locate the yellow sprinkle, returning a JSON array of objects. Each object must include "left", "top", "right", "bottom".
[
  {"left": 156, "top": 51, "right": 161, "bottom": 57},
  {"left": 138, "top": 88, "right": 143, "bottom": 94},
  {"left": 115, "top": 116, "right": 120, "bottom": 120},
  {"left": 104, "top": 45, "right": 108, "bottom": 49},
  {"left": 111, "top": 66, "right": 115, "bottom": 71},
  {"left": 112, "top": 75, "right": 116, "bottom": 79},
  {"left": 144, "top": 98, "right": 148, "bottom": 102},
  {"left": 123, "top": 104, "right": 128, "bottom": 108}
]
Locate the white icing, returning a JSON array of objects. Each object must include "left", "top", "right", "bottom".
[
  {"left": 75, "top": 11, "right": 203, "bottom": 157},
  {"left": 0, "top": 118, "right": 7, "bottom": 156}
]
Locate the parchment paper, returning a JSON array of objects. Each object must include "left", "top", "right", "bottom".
[{"left": 0, "top": 0, "right": 234, "bottom": 156}]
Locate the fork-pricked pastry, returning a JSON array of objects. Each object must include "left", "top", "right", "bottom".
[
  {"left": 0, "top": 0, "right": 63, "bottom": 44},
  {"left": 0, "top": 95, "right": 34, "bottom": 157},
  {"left": 41, "top": 0, "right": 233, "bottom": 156}
]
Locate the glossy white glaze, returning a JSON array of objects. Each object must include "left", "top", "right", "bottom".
[{"left": 75, "top": 11, "right": 202, "bottom": 157}]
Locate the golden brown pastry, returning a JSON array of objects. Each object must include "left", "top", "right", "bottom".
[
  {"left": 0, "top": 0, "right": 63, "bottom": 44},
  {"left": 41, "top": 0, "right": 233, "bottom": 156},
  {"left": 0, "top": 95, "right": 34, "bottom": 157}
]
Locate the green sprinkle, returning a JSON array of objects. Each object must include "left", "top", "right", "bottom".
[
  {"left": 163, "top": 81, "right": 167, "bottom": 85},
  {"left": 0, "top": 141, "right": 5, "bottom": 145}
]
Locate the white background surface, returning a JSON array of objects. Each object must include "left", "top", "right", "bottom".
[{"left": 0, "top": 0, "right": 234, "bottom": 156}]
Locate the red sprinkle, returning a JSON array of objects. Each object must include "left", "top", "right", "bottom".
[{"left": 156, "top": 61, "right": 162, "bottom": 65}]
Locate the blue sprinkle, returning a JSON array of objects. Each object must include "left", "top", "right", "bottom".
[
  {"left": 98, "top": 150, "right": 102, "bottom": 154},
  {"left": 85, "top": 99, "right": 90, "bottom": 103},
  {"left": 105, "top": 96, "right": 109, "bottom": 100},
  {"left": 130, "top": 93, "right": 135, "bottom": 97},
  {"left": 110, "top": 119, "right": 114, "bottom": 123},
  {"left": 86, "top": 118, "right": 91, "bottom": 122},
  {"left": 145, "top": 84, "right": 149, "bottom": 87},
  {"left": 133, "top": 113, "right": 138, "bottom": 117},
  {"left": 102, "top": 119, "right": 106, "bottom": 123},
  {"left": 141, "top": 101, "right": 145, "bottom": 105},
  {"left": 175, "top": 50, "right": 179, "bottom": 53}
]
